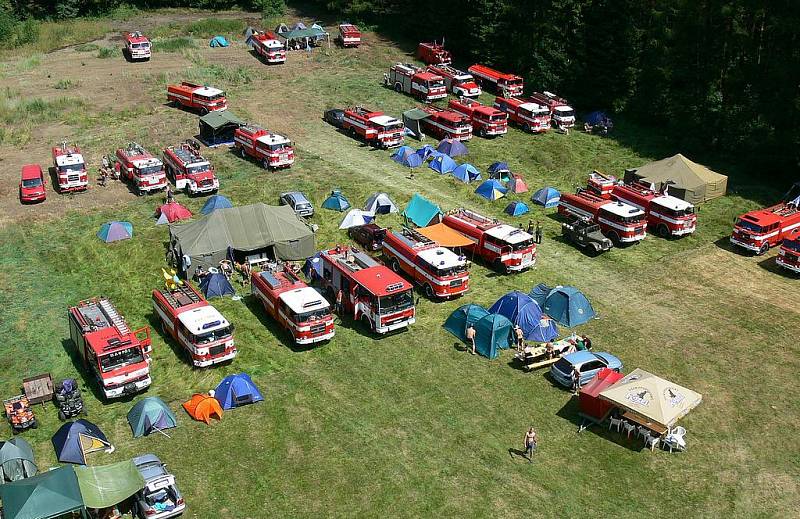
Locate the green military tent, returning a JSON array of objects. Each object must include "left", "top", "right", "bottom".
[
  {"left": 624, "top": 153, "right": 728, "bottom": 204},
  {"left": 402, "top": 109, "right": 431, "bottom": 140},
  {"left": 0, "top": 438, "right": 37, "bottom": 483},
  {"left": 0, "top": 465, "right": 87, "bottom": 519},
  {"left": 74, "top": 460, "right": 145, "bottom": 510},
  {"left": 168, "top": 203, "right": 315, "bottom": 278},
  {"left": 127, "top": 397, "right": 178, "bottom": 438},
  {"left": 474, "top": 313, "right": 513, "bottom": 359},
  {"left": 198, "top": 110, "right": 244, "bottom": 146},
  {"left": 403, "top": 193, "right": 443, "bottom": 227}
]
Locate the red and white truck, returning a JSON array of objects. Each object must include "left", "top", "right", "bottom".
[
  {"left": 529, "top": 91, "right": 575, "bottom": 128},
  {"left": 417, "top": 41, "right": 451, "bottom": 65},
  {"left": 384, "top": 63, "right": 447, "bottom": 102},
  {"left": 493, "top": 96, "right": 551, "bottom": 133},
  {"left": 420, "top": 106, "right": 473, "bottom": 141},
  {"left": 68, "top": 297, "right": 152, "bottom": 399},
  {"left": 605, "top": 182, "right": 696, "bottom": 238},
  {"left": 319, "top": 246, "right": 416, "bottom": 334},
  {"left": 251, "top": 263, "right": 335, "bottom": 345},
  {"left": 442, "top": 209, "right": 537, "bottom": 273},
  {"left": 249, "top": 30, "right": 286, "bottom": 64},
  {"left": 52, "top": 141, "right": 89, "bottom": 193},
  {"left": 382, "top": 228, "right": 470, "bottom": 299},
  {"left": 152, "top": 283, "right": 237, "bottom": 367},
  {"left": 730, "top": 203, "right": 800, "bottom": 255},
  {"left": 342, "top": 106, "right": 404, "bottom": 148},
  {"left": 586, "top": 170, "right": 617, "bottom": 197},
  {"left": 115, "top": 142, "right": 168, "bottom": 195},
  {"left": 448, "top": 97, "right": 508, "bottom": 137},
  {"left": 776, "top": 228, "right": 800, "bottom": 273},
  {"left": 558, "top": 191, "right": 647, "bottom": 245},
  {"left": 467, "top": 64, "right": 523, "bottom": 97},
  {"left": 337, "top": 23, "right": 361, "bottom": 47},
  {"left": 123, "top": 31, "right": 151, "bottom": 61},
  {"left": 234, "top": 125, "right": 295, "bottom": 169},
  {"left": 167, "top": 82, "right": 227, "bottom": 114},
  {"left": 162, "top": 142, "right": 219, "bottom": 195},
  {"left": 427, "top": 64, "right": 481, "bottom": 97}
]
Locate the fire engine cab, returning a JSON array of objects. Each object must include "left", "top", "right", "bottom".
[
  {"left": 417, "top": 41, "right": 452, "bottom": 65},
  {"left": 776, "top": 228, "right": 800, "bottom": 273},
  {"left": 586, "top": 170, "right": 616, "bottom": 197},
  {"left": 529, "top": 91, "right": 575, "bottom": 128},
  {"left": 251, "top": 263, "right": 335, "bottom": 345},
  {"left": 420, "top": 106, "right": 473, "bottom": 141},
  {"left": 115, "top": 142, "right": 168, "bottom": 195},
  {"left": 249, "top": 30, "right": 286, "bottom": 64},
  {"left": 382, "top": 228, "right": 470, "bottom": 299},
  {"left": 427, "top": 64, "right": 481, "bottom": 97},
  {"left": 384, "top": 63, "right": 447, "bottom": 102},
  {"left": 493, "top": 96, "right": 551, "bottom": 133},
  {"left": 467, "top": 64, "right": 523, "bottom": 97},
  {"left": 123, "top": 31, "right": 151, "bottom": 61},
  {"left": 448, "top": 97, "right": 508, "bottom": 137},
  {"left": 319, "top": 246, "right": 416, "bottom": 334},
  {"left": 342, "top": 106, "right": 405, "bottom": 148},
  {"left": 442, "top": 209, "right": 537, "bottom": 273},
  {"left": 52, "top": 141, "right": 88, "bottom": 193},
  {"left": 730, "top": 203, "right": 800, "bottom": 255},
  {"left": 234, "top": 125, "right": 295, "bottom": 169},
  {"left": 337, "top": 23, "right": 361, "bottom": 47},
  {"left": 559, "top": 191, "right": 647, "bottom": 245},
  {"left": 68, "top": 297, "right": 152, "bottom": 399},
  {"left": 162, "top": 143, "right": 218, "bottom": 195},
  {"left": 606, "top": 182, "right": 696, "bottom": 238},
  {"left": 167, "top": 82, "right": 227, "bottom": 114},
  {"left": 152, "top": 283, "right": 237, "bottom": 367}
]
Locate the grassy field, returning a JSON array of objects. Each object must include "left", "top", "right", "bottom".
[{"left": 0, "top": 10, "right": 798, "bottom": 518}]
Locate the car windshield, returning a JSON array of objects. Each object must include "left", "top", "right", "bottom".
[
  {"left": 137, "top": 165, "right": 163, "bottom": 176},
  {"left": 187, "top": 164, "right": 210, "bottom": 175},
  {"left": 736, "top": 219, "right": 762, "bottom": 233},
  {"left": 58, "top": 164, "right": 84, "bottom": 173},
  {"left": 100, "top": 347, "right": 144, "bottom": 373},
  {"left": 295, "top": 307, "right": 330, "bottom": 322},
  {"left": 784, "top": 240, "right": 800, "bottom": 252},
  {"left": 22, "top": 178, "right": 42, "bottom": 188},
  {"left": 193, "top": 325, "right": 233, "bottom": 344},
  {"left": 660, "top": 205, "right": 694, "bottom": 217},
  {"left": 553, "top": 358, "right": 572, "bottom": 374},
  {"left": 378, "top": 290, "right": 413, "bottom": 313}
]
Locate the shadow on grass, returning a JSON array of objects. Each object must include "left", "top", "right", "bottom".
[
  {"left": 757, "top": 255, "right": 798, "bottom": 277},
  {"left": 241, "top": 294, "right": 323, "bottom": 353},
  {"left": 555, "top": 398, "right": 646, "bottom": 453},
  {"left": 144, "top": 312, "right": 199, "bottom": 368},
  {"left": 713, "top": 235, "right": 751, "bottom": 255}
]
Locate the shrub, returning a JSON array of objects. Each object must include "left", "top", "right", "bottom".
[
  {"left": 256, "top": 0, "right": 286, "bottom": 19},
  {"left": 96, "top": 46, "right": 115, "bottom": 59},
  {"left": 53, "top": 78, "right": 77, "bottom": 89},
  {"left": 14, "top": 18, "right": 39, "bottom": 47},
  {"left": 0, "top": 7, "right": 15, "bottom": 46},
  {"left": 153, "top": 37, "right": 196, "bottom": 53}
]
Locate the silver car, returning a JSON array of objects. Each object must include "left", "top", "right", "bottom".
[
  {"left": 280, "top": 191, "right": 314, "bottom": 217},
  {"left": 132, "top": 454, "right": 186, "bottom": 519}
]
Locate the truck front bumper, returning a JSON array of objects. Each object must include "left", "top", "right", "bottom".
[
  {"left": 776, "top": 257, "right": 800, "bottom": 273},
  {"left": 104, "top": 376, "right": 151, "bottom": 399},
  {"left": 295, "top": 330, "right": 335, "bottom": 345},
  {"left": 376, "top": 317, "right": 415, "bottom": 334},
  {"left": 193, "top": 349, "right": 237, "bottom": 367},
  {"left": 729, "top": 237, "right": 761, "bottom": 252},
  {"left": 671, "top": 225, "right": 696, "bottom": 236}
]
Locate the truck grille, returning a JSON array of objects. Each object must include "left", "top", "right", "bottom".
[
  {"left": 199, "top": 179, "right": 213, "bottom": 186},
  {"left": 68, "top": 174, "right": 79, "bottom": 182},
  {"left": 450, "top": 279, "right": 463, "bottom": 287},
  {"left": 209, "top": 344, "right": 225, "bottom": 356},
  {"left": 310, "top": 323, "right": 326, "bottom": 335}
]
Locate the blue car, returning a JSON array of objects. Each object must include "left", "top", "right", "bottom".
[{"left": 550, "top": 351, "right": 623, "bottom": 388}]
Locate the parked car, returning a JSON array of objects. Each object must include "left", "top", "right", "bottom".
[
  {"left": 19, "top": 164, "right": 47, "bottom": 203},
  {"left": 279, "top": 191, "right": 314, "bottom": 217},
  {"left": 550, "top": 351, "right": 622, "bottom": 388},
  {"left": 562, "top": 217, "right": 613, "bottom": 255},
  {"left": 132, "top": 454, "right": 186, "bottom": 519},
  {"left": 348, "top": 223, "right": 386, "bottom": 251},
  {"left": 323, "top": 108, "right": 346, "bottom": 129}
]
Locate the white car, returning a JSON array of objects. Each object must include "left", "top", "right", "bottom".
[{"left": 132, "top": 454, "right": 186, "bottom": 518}]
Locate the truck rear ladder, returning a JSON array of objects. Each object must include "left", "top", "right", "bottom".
[{"left": 98, "top": 298, "right": 130, "bottom": 335}]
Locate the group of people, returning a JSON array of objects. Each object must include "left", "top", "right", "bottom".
[{"left": 526, "top": 220, "right": 543, "bottom": 244}]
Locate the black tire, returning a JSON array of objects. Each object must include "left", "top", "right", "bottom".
[
  {"left": 493, "top": 258, "right": 508, "bottom": 274},
  {"left": 360, "top": 314, "right": 372, "bottom": 333},
  {"left": 161, "top": 319, "right": 169, "bottom": 336},
  {"left": 587, "top": 244, "right": 601, "bottom": 257},
  {"left": 608, "top": 231, "right": 621, "bottom": 247},
  {"left": 394, "top": 83, "right": 402, "bottom": 93},
  {"left": 390, "top": 258, "right": 401, "bottom": 273},
  {"left": 424, "top": 284, "right": 434, "bottom": 298},
  {"left": 201, "top": 107, "right": 209, "bottom": 115},
  {"left": 758, "top": 242, "right": 769, "bottom": 255},
  {"left": 658, "top": 224, "right": 670, "bottom": 239},
  {"left": 478, "top": 128, "right": 486, "bottom": 138},
  {"left": 30, "top": 420, "right": 38, "bottom": 429},
  {"left": 349, "top": 127, "right": 358, "bottom": 139},
  {"left": 58, "top": 410, "right": 66, "bottom": 421},
  {"left": 12, "top": 428, "right": 19, "bottom": 435},
  {"left": 262, "top": 158, "right": 270, "bottom": 169},
  {"left": 524, "top": 123, "right": 532, "bottom": 133}
]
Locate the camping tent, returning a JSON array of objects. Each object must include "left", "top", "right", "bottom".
[
  {"left": 416, "top": 144, "right": 437, "bottom": 160},
  {"left": 322, "top": 190, "right": 351, "bottom": 212},
  {"left": 156, "top": 202, "right": 192, "bottom": 224},
  {"left": 784, "top": 181, "right": 800, "bottom": 203},
  {"left": 508, "top": 174, "right": 528, "bottom": 193},
  {"left": 624, "top": 153, "right": 728, "bottom": 204},
  {"left": 0, "top": 465, "right": 86, "bottom": 519},
  {"left": 475, "top": 179, "right": 508, "bottom": 201},
  {"left": 531, "top": 186, "right": 561, "bottom": 208},
  {"left": 214, "top": 373, "right": 264, "bottom": 410},
  {"left": 452, "top": 163, "right": 482, "bottom": 183},
  {"left": 198, "top": 110, "right": 244, "bottom": 147},
  {"left": 599, "top": 368, "right": 703, "bottom": 429},
  {"left": 74, "top": 460, "right": 145, "bottom": 510},
  {"left": 505, "top": 201, "right": 529, "bottom": 216},
  {"left": 443, "top": 304, "right": 490, "bottom": 342},
  {"left": 127, "top": 397, "right": 178, "bottom": 438},
  {"left": 417, "top": 223, "right": 474, "bottom": 248},
  {"left": 302, "top": 252, "right": 323, "bottom": 280},
  {"left": 391, "top": 146, "right": 423, "bottom": 168},
  {"left": 209, "top": 35, "right": 229, "bottom": 47},
  {"left": 488, "top": 162, "right": 512, "bottom": 183},
  {"left": 182, "top": 394, "right": 223, "bottom": 424},
  {"left": 339, "top": 209, "right": 374, "bottom": 229},
  {"left": 97, "top": 221, "right": 132, "bottom": 243},
  {"left": 0, "top": 438, "right": 37, "bottom": 483},
  {"left": 52, "top": 420, "right": 112, "bottom": 465},
  {"left": 437, "top": 138, "right": 468, "bottom": 157},
  {"left": 199, "top": 272, "right": 235, "bottom": 298},
  {"left": 429, "top": 154, "right": 457, "bottom": 174},
  {"left": 403, "top": 193, "right": 442, "bottom": 227},
  {"left": 364, "top": 193, "right": 398, "bottom": 214},
  {"left": 530, "top": 284, "right": 595, "bottom": 327},
  {"left": 200, "top": 194, "right": 233, "bottom": 214},
  {"left": 402, "top": 109, "right": 431, "bottom": 140},
  {"left": 578, "top": 368, "right": 624, "bottom": 424},
  {"left": 474, "top": 313, "right": 513, "bottom": 359},
  {"left": 488, "top": 291, "right": 558, "bottom": 342}
]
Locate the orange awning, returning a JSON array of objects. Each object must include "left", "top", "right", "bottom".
[{"left": 417, "top": 223, "right": 474, "bottom": 248}]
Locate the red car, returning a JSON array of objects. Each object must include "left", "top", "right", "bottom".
[{"left": 20, "top": 164, "right": 47, "bottom": 203}]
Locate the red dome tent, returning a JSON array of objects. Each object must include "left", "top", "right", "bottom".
[
  {"left": 156, "top": 202, "right": 192, "bottom": 224},
  {"left": 578, "top": 368, "right": 624, "bottom": 429}
]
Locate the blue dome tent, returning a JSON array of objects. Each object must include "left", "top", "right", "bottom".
[
  {"left": 392, "top": 148, "right": 423, "bottom": 168},
  {"left": 429, "top": 154, "right": 457, "bottom": 174},
  {"left": 488, "top": 162, "right": 512, "bottom": 183},
  {"left": 209, "top": 36, "right": 230, "bottom": 47},
  {"left": 531, "top": 186, "right": 561, "bottom": 208},
  {"left": 199, "top": 272, "right": 235, "bottom": 298},
  {"left": 452, "top": 163, "right": 482, "bottom": 183},
  {"left": 51, "top": 420, "right": 112, "bottom": 465},
  {"left": 488, "top": 291, "right": 558, "bottom": 342},
  {"left": 214, "top": 373, "right": 264, "bottom": 410},
  {"left": 585, "top": 111, "right": 610, "bottom": 126},
  {"left": 201, "top": 195, "right": 233, "bottom": 215},
  {"left": 475, "top": 179, "right": 508, "bottom": 201},
  {"left": 322, "top": 190, "right": 351, "bottom": 212},
  {"left": 436, "top": 138, "right": 468, "bottom": 157},
  {"left": 505, "top": 201, "right": 530, "bottom": 216},
  {"left": 416, "top": 145, "right": 437, "bottom": 160},
  {"left": 530, "top": 284, "right": 595, "bottom": 328}
]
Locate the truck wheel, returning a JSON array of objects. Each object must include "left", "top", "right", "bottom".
[
  {"left": 31, "top": 420, "right": 38, "bottom": 429},
  {"left": 658, "top": 224, "right": 670, "bottom": 239},
  {"left": 58, "top": 410, "right": 66, "bottom": 421},
  {"left": 608, "top": 231, "right": 621, "bottom": 247},
  {"left": 161, "top": 320, "right": 169, "bottom": 336},
  {"left": 479, "top": 128, "right": 486, "bottom": 138},
  {"left": 394, "top": 83, "right": 402, "bottom": 93},
  {"left": 587, "top": 244, "right": 601, "bottom": 257},
  {"left": 758, "top": 243, "right": 769, "bottom": 255},
  {"left": 493, "top": 258, "right": 508, "bottom": 274},
  {"left": 524, "top": 123, "right": 532, "bottom": 133},
  {"left": 201, "top": 107, "right": 209, "bottom": 115},
  {"left": 262, "top": 158, "right": 270, "bottom": 169},
  {"left": 424, "top": 284, "right": 434, "bottom": 298},
  {"left": 390, "top": 258, "right": 401, "bottom": 273},
  {"left": 360, "top": 315, "right": 372, "bottom": 333}
]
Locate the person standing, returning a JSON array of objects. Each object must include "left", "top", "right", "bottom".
[
  {"left": 572, "top": 365, "right": 582, "bottom": 395},
  {"left": 526, "top": 219, "right": 534, "bottom": 234},
  {"left": 335, "top": 289, "right": 344, "bottom": 316},
  {"left": 465, "top": 324, "right": 476, "bottom": 355},
  {"left": 523, "top": 427, "right": 537, "bottom": 463},
  {"left": 514, "top": 324, "right": 525, "bottom": 352},
  {"left": 535, "top": 221, "right": 543, "bottom": 244}
]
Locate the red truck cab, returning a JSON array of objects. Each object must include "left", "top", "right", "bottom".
[
  {"left": 250, "top": 30, "right": 286, "bottom": 64},
  {"left": 115, "top": 142, "right": 168, "bottom": 195},
  {"left": 52, "top": 142, "right": 88, "bottom": 193},
  {"left": 124, "top": 31, "right": 151, "bottom": 60},
  {"left": 608, "top": 182, "right": 696, "bottom": 238},
  {"left": 338, "top": 23, "right": 361, "bottom": 47},
  {"left": 493, "top": 96, "right": 551, "bottom": 133},
  {"left": 417, "top": 42, "right": 452, "bottom": 65},
  {"left": 19, "top": 164, "right": 47, "bottom": 203},
  {"left": 163, "top": 143, "right": 219, "bottom": 195},
  {"left": 167, "top": 82, "right": 227, "bottom": 114},
  {"left": 342, "top": 107, "right": 405, "bottom": 148},
  {"left": 776, "top": 228, "right": 800, "bottom": 273},
  {"left": 468, "top": 64, "right": 523, "bottom": 97},
  {"left": 448, "top": 97, "right": 508, "bottom": 137},
  {"left": 420, "top": 105, "right": 473, "bottom": 141},
  {"left": 385, "top": 63, "right": 447, "bottom": 102},
  {"left": 730, "top": 203, "right": 800, "bottom": 255},
  {"left": 234, "top": 125, "right": 295, "bottom": 169},
  {"left": 559, "top": 191, "right": 647, "bottom": 245}
]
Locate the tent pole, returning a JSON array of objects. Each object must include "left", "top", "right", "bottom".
[{"left": 152, "top": 426, "right": 172, "bottom": 439}]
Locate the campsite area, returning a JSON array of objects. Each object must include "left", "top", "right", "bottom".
[{"left": 0, "top": 7, "right": 798, "bottom": 517}]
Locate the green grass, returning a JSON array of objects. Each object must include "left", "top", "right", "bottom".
[
  {"left": 96, "top": 46, "right": 116, "bottom": 59},
  {"left": 152, "top": 18, "right": 244, "bottom": 39},
  {"left": 74, "top": 43, "right": 100, "bottom": 52},
  {"left": 53, "top": 78, "right": 78, "bottom": 90},
  {"left": 152, "top": 37, "right": 197, "bottom": 53},
  {"left": 1, "top": 18, "right": 110, "bottom": 56}
]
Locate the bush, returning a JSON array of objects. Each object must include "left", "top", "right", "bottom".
[
  {"left": 14, "top": 18, "right": 39, "bottom": 46},
  {"left": 96, "top": 46, "right": 115, "bottom": 59},
  {"left": 256, "top": 0, "right": 286, "bottom": 18},
  {"left": 0, "top": 7, "right": 15, "bottom": 46},
  {"left": 153, "top": 37, "right": 196, "bottom": 53},
  {"left": 53, "top": 78, "right": 77, "bottom": 89}
]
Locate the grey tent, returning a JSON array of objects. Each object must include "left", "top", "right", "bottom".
[
  {"left": 403, "top": 109, "right": 430, "bottom": 140},
  {"left": 0, "top": 438, "right": 37, "bottom": 483},
  {"left": 198, "top": 110, "right": 244, "bottom": 147},
  {"left": 624, "top": 153, "right": 728, "bottom": 204},
  {"left": 169, "top": 203, "right": 315, "bottom": 278}
]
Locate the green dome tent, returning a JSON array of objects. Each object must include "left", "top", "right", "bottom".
[
  {"left": 127, "top": 397, "right": 177, "bottom": 438},
  {"left": 443, "top": 304, "right": 489, "bottom": 342},
  {"left": 0, "top": 465, "right": 84, "bottom": 519},
  {"left": 0, "top": 438, "right": 37, "bottom": 483},
  {"left": 474, "top": 313, "right": 513, "bottom": 359}
]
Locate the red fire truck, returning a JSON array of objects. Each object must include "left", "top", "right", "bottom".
[
  {"left": 384, "top": 63, "right": 447, "bottom": 102},
  {"left": 251, "top": 263, "right": 335, "bottom": 345},
  {"left": 234, "top": 125, "right": 295, "bottom": 169},
  {"left": 529, "top": 91, "right": 575, "bottom": 128},
  {"left": 606, "top": 182, "right": 696, "bottom": 238},
  {"left": 152, "top": 283, "right": 237, "bottom": 367},
  {"left": 162, "top": 142, "right": 218, "bottom": 196},
  {"left": 337, "top": 23, "right": 361, "bottom": 47},
  {"left": 493, "top": 96, "right": 551, "bottom": 133},
  {"left": 442, "top": 209, "right": 537, "bottom": 273},
  {"left": 559, "top": 191, "right": 647, "bottom": 245},
  {"left": 467, "top": 64, "right": 523, "bottom": 97},
  {"left": 115, "top": 142, "right": 168, "bottom": 195},
  {"left": 123, "top": 31, "right": 151, "bottom": 61},
  {"left": 52, "top": 141, "right": 88, "bottom": 193},
  {"left": 776, "top": 228, "right": 800, "bottom": 273},
  {"left": 420, "top": 106, "right": 473, "bottom": 141},
  {"left": 730, "top": 203, "right": 800, "bottom": 255},
  {"left": 68, "top": 297, "right": 152, "bottom": 399},
  {"left": 249, "top": 30, "right": 286, "bottom": 64},
  {"left": 342, "top": 106, "right": 405, "bottom": 148},
  {"left": 586, "top": 170, "right": 617, "bottom": 197},
  {"left": 319, "top": 246, "right": 415, "bottom": 334},
  {"left": 448, "top": 97, "right": 508, "bottom": 137},
  {"left": 426, "top": 64, "right": 480, "bottom": 97},
  {"left": 417, "top": 41, "right": 451, "bottom": 65},
  {"left": 167, "top": 82, "right": 227, "bottom": 114},
  {"left": 382, "top": 228, "right": 470, "bottom": 299}
]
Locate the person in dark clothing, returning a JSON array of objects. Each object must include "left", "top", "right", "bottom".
[{"left": 534, "top": 221, "right": 543, "bottom": 244}]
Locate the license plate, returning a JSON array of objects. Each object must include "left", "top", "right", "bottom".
[{"left": 210, "top": 344, "right": 225, "bottom": 356}]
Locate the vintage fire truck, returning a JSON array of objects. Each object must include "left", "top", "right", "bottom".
[
  {"left": 318, "top": 246, "right": 416, "bottom": 334},
  {"left": 448, "top": 97, "right": 508, "bottom": 137},
  {"left": 68, "top": 297, "right": 152, "bottom": 399},
  {"left": 730, "top": 203, "right": 800, "bottom": 255},
  {"left": 586, "top": 170, "right": 617, "bottom": 197},
  {"left": 234, "top": 125, "right": 295, "bottom": 169},
  {"left": 52, "top": 141, "right": 89, "bottom": 193},
  {"left": 420, "top": 106, "right": 473, "bottom": 141},
  {"left": 442, "top": 209, "right": 537, "bottom": 273},
  {"left": 337, "top": 23, "right": 361, "bottom": 47},
  {"left": 529, "top": 91, "right": 575, "bottom": 128},
  {"left": 123, "top": 31, "right": 151, "bottom": 61},
  {"left": 417, "top": 41, "right": 451, "bottom": 65},
  {"left": 162, "top": 142, "right": 219, "bottom": 195},
  {"left": 167, "top": 82, "right": 227, "bottom": 114},
  {"left": 115, "top": 142, "right": 168, "bottom": 195},
  {"left": 384, "top": 63, "right": 447, "bottom": 102},
  {"left": 605, "top": 182, "right": 697, "bottom": 238},
  {"left": 251, "top": 263, "right": 335, "bottom": 345},
  {"left": 493, "top": 96, "right": 551, "bottom": 133},
  {"left": 342, "top": 106, "right": 405, "bottom": 148},
  {"left": 382, "top": 228, "right": 470, "bottom": 299},
  {"left": 559, "top": 191, "right": 647, "bottom": 245},
  {"left": 249, "top": 30, "right": 286, "bottom": 64},
  {"left": 776, "top": 228, "right": 800, "bottom": 273},
  {"left": 467, "top": 64, "right": 523, "bottom": 97},
  {"left": 152, "top": 283, "right": 237, "bottom": 367},
  {"left": 427, "top": 64, "right": 481, "bottom": 97}
]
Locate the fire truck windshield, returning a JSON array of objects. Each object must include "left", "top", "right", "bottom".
[
  {"left": 378, "top": 291, "right": 413, "bottom": 313},
  {"left": 295, "top": 308, "right": 330, "bottom": 323},
  {"left": 428, "top": 79, "right": 445, "bottom": 89},
  {"left": 509, "top": 238, "right": 535, "bottom": 251},
  {"left": 187, "top": 164, "right": 210, "bottom": 175},
  {"left": 137, "top": 165, "right": 162, "bottom": 176},
  {"left": 131, "top": 43, "right": 149, "bottom": 49},
  {"left": 22, "top": 178, "right": 43, "bottom": 188},
  {"left": 58, "top": 164, "right": 84, "bottom": 174},
  {"left": 735, "top": 219, "right": 762, "bottom": 233},
  {"left": 783, "top": 240, "right": 800, "bottom": 252},
  {"left": 660, "top": 205, "right": 695, "bottom": 217},
  {"left": 380, "top": 122, "right": 403, "bottom": 131},
  {"left": 489, "top": 114, "right": 506, "bottom": 121},
  {"left": 267, "top": 143, "right": 290, "bottom": 151},
  {"left": 556, "top": 109, "right": 575, "bottom": 118},
  {"left": 431, "top": 264, "right": 467, "bottom": 277},
  {"left": 603, "top": 210, "right": 644, "bottom": 224},
  {"left": 198, "top": 93, "right": 225, "bottom": 101},
  {"left": 193, "top": 325, "right": 233, "bottom": 344},
  {"left": 100, "top": 347, "right": 144, "bottom": 373}
]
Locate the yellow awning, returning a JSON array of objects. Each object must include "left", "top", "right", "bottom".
[{"left": 417, "top": 223, "right": 474, "bottom": 248}]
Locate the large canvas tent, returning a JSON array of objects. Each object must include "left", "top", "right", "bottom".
[
  {"left": 127, "top": 397, "right": 178, "bottom": 438},
  {"left": 52, "top": 420, "right": 113, "bottom": 465},
  {"left": 403, "top": 193, "right": 442, "bottom": 227},
  {"left": 74, "top": 460, "right": 145, "bottom": 510},
  {"left": 0, "top": 438, "right": 37, "bottom": 483},
  {"left": 402, "top": 109, "right": 430, "bottom": 140},
  {"left": 198, "top": 110, "right": 244, "bottom": 147},
  {"left": 624, "top": 153, "right": 728, "bottom": 204},
  {"left": 0, "top": 465, "right": 86, "bottom": 519}
]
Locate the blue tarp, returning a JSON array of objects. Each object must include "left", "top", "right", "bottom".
[
  {"left": 52, "top": 420, "right": 111, "bottom": 465},
  {"left": 302, "top": 252, "right": 323, "bottom": 280},
  {"left": 201, "top": 195, "right": 233, "bottom": 214},
  {"left": 214, "top": 373, "right": 264, "bottom": 410},
  {"left": 322, "top": 190, "right": 351, "bottom": 211},
  {"left": 403, "top": 193, "right": 443, "bottom": 227},
  {"left": 429, "top": 154, "right": 457, "bottom": 174},
  {"left": 209, "top": 36, "right": 230, "bottom": 47},
  {"left": 97, "top": 221, "right": 133, "bottom": 243},
  {"left": 505, "top": 201, "right": 530, "bottom": 216},
  {"left": 199, "top": 272, "right": 235, "bottom": 298},
  {"left": 530, "top": 284, "right": 596, "bottom": 328},
  {"left": 488, "top": 291, "right": 558, "bottom": 342},
  {"left": 437, "top": 138, "right": 468, "bottom": 157},
  {"left": 585, "top": 111, "right": 610, "bottom": 126},
  {"left": 531, "top": 186, "right": 561, "bottom": 208},
  {"left": 475, "top": 179, "right": 508, "bottom": 201},
  {"left": 452, "top": 163, "right": 482, "bottom": 183}
]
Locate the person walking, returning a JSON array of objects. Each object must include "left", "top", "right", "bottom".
[
  {"left": 572, "top": 365, "right": 581, "bottom": 395},
  {"left": 535, "top": 221, "right": 543, "bottom": 244},
  {"left": 523, "top": 427, "right": 538, "bottom": 463},
  {"left": 335, "top": 289, "right": 344, "bottom": 316},
  {"left": 514, "top": 324, "right": 525, "bottom": 352},
  {"left": 465, "top": 324, "right": 476, "bottom": 355}
]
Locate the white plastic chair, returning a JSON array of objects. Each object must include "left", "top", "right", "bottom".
[
  {"left": 663, "top": 426, "right": 687, "bottom": 452},
  {"left": 644, "top": 432, "right": 660, "bottom": 452},
  {"left": 636, "top": 425, "right": 649, "bottom": 439},
  {"left": 609, "top": 417, "right": 623, "bottom": 432},
  {"left": 622, "top": 421, "right": 636, "bottom": 438}
]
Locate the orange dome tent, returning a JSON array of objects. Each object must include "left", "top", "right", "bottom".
[{"left": 182, "top": 394, "right": 223, "bottom": 424}]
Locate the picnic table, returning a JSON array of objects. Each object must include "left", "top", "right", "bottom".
[
  {"left": 622, "top": 410, "right": 667, "bottom": 436},
  {"left": 514, "top": 336, "right": 588, "bottom": 371}
]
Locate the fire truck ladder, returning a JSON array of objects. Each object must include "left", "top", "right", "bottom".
[
  {"left": 404, "top": 227, "right": 434, "bottom": 246},
  {"left": 163, "top": 284, "right": 202, "bottom": 309},
  {"left": 98, "top": 298, "right": 130, "bottom": 335}
]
